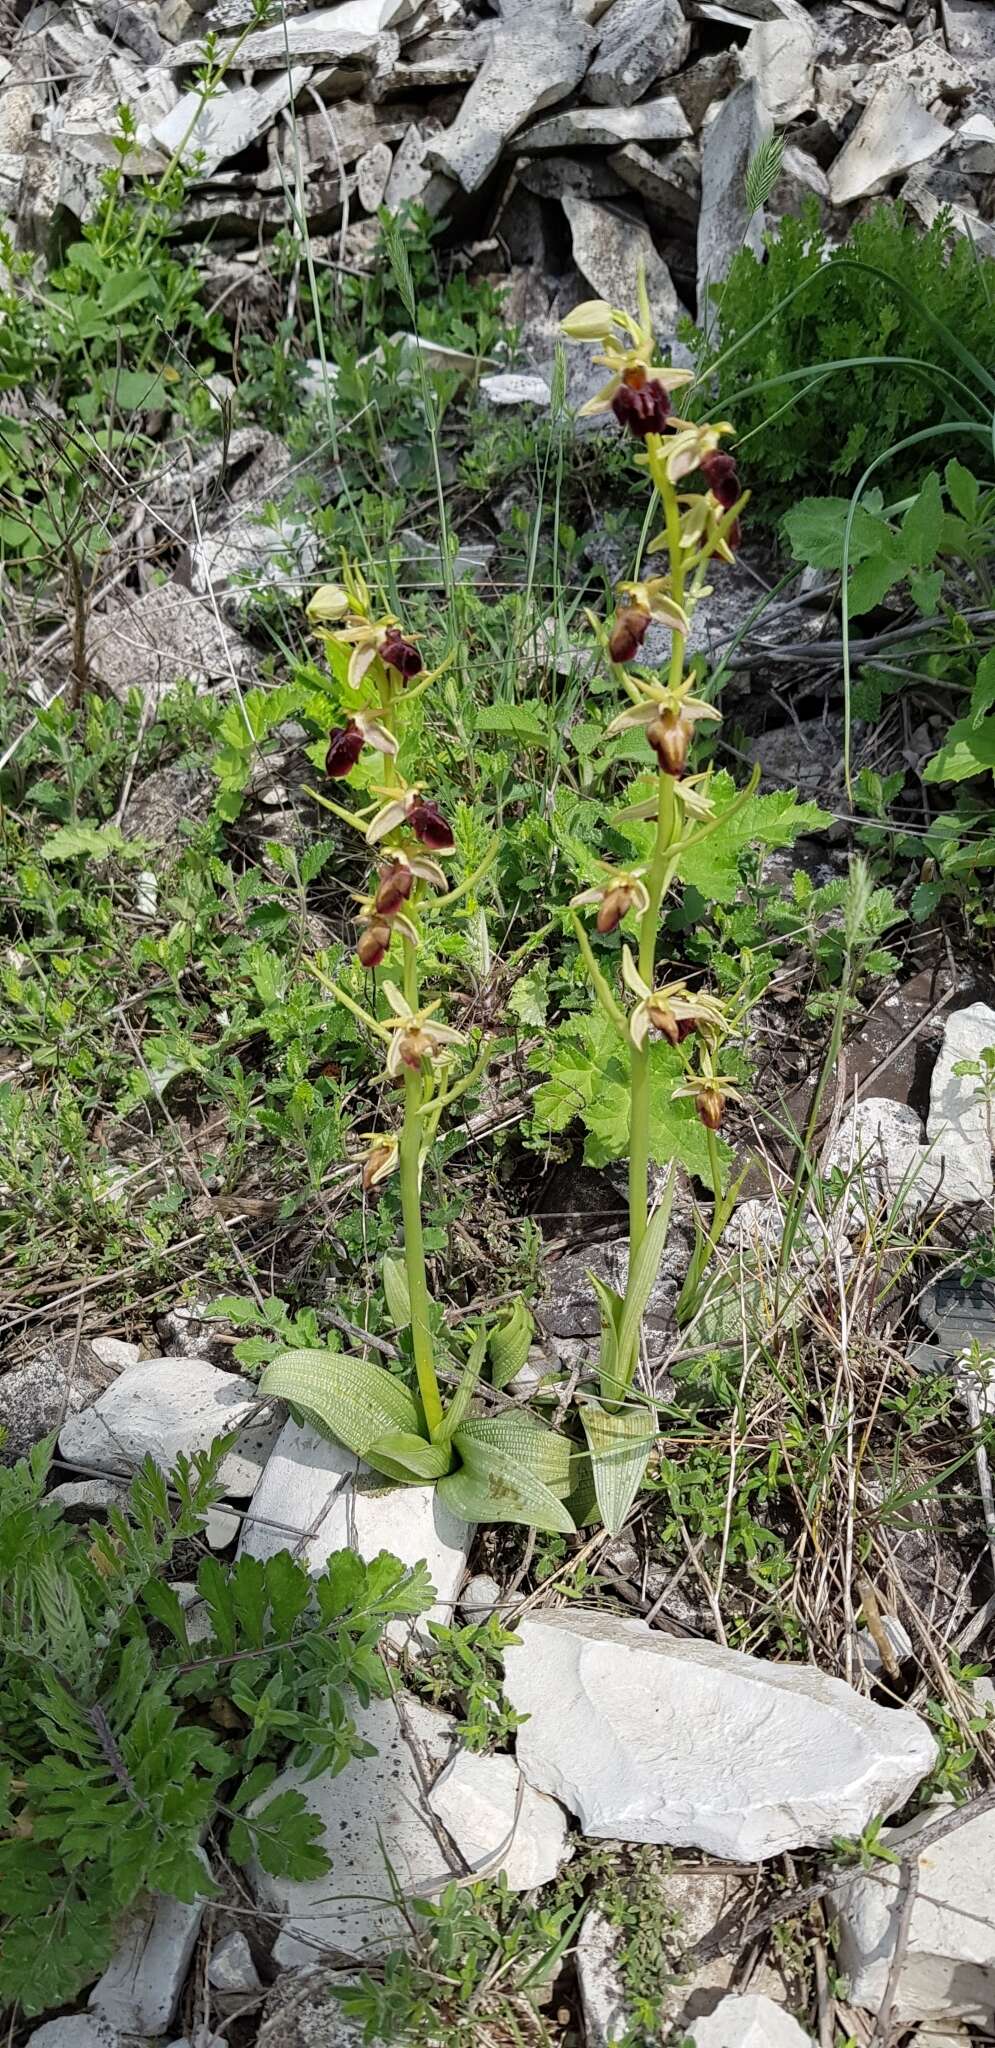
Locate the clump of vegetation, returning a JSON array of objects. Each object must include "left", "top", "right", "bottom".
[
  {"left": 0, "top": 1436, "right": 429, "bottom": 2014},
  {"left": 688, "top": 201, "right": 995, "bottom": 518}
]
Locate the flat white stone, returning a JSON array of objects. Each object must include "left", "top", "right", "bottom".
[
  {"left": 49, "top": 1477, "right": 130, "bottom": 1512},
  {"left": 58, "top": 1358, "right": 269, "bottom": 1495},
  {"left": 480, "top": 372, "right": 551, "bottom": 406},
  {"left": 823, "top": 1097, "right": 937, "bottom": 1225},
  {"left": 697, "top": 80, "right": 770, "bottom": 322},
  {"left": 89, "top": 1879, "right": 208, "bottom": 2033},
  {"left": 169, "top": 17, "right": 379, "bottom": 66},
  {"left": 828, "top": 82, "right": 951, "bottom": 206},
  {"left": 563, "top": 195, "right": 681, "bottom": 340},
  {"left": 690, "top": 1995, "right": 815, "bottom": 2047},
  {"left": 836, "top": 1801, "right": 995, "bottom": 2022},
  {"left": 207, "top": 1929, "right": 262, "bottom": 1994},
  {"left": 429, "top": 1750, "right": 571, "bottom": 1887},
  {"left": 249, "top": 1693, "right": 458, "bottom": 1966},
  {"left": 504, "top": 1610, "right": 935, "bottom": 1861},
  {"left": 238, "top": 1420, "right": 469, "bottom": 1639},
  {"left": 520, "top": 98, "right": 689, "bottom": 150},
  {"left": 91, "top": 1336, "right": 142, "bottom": 1371},
  {"left": 576, "top": 1909, "right": 628, "bottom": 2048},
  {"left": 429, "top": 5, "right": 594, "bottom": 192},
  {"left": 356, "top": 139, "right": 392, "bottom": 211},
  {"left": 26, "top": 2022, "right": 120, "bottom": 2048},
  {"left": 585, "top": 0, "right": 690, "bottom": 106},
  {"left": 152, "top": 73, "right": 309, "bottom": 179},
  {"left": 741, "top": 4, "right": 815, "bottom": 123},
  {"left": 925, "top": 1002, "right": 995, "bottom": 1205}
]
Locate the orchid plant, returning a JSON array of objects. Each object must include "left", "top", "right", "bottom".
[{"left": 261, "top": 276, "right": 753, "bottom": 1537}]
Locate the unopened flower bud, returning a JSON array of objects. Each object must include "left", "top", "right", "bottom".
[
  {"left": 596, "top": 883, "right": 639, "bottom": 934},
  {"left": 409, "top": 799, "right": 454, "bottom": 852},
  {"left": 608, "top": 604, "right": 651, "bottom": 664},
  {"left": 696, "top": 1085, "right": 725, "bottom": 1131},
  {"left": 380, "top": 628, "right": 423, "bottom": 680},
  {"left": 375, "top": 864, "right": 415, "bottom": 916},
  {"left": 307, "top": 583, "right": 351, "bottom": 623},
  {"left": 326, "top": 723, "right": 365, "bottom": 777},
  {"left": 646, "top": 710, "right": 691, "bottom": 776},
  {"left": 362, "top": 1143, "right": 396, "bottom": 1192},
  {"left": 560, "top": 299, "right": 616, "bottom": 341},
  {"left": 357, "top": 920, "right": 392, "bottom": 968},
  {"left": 701, "top": 450, "right": 740, "bottom": 510}
]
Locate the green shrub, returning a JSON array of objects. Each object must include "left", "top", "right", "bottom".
[{"left": 686, "top": 202, "right": 995, "bottom": 519}]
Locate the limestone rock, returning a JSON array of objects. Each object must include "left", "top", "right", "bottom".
[
  {"left": 538, "top": 1221, "right": 692, "bottom": 1372},
  {"left": 520, "top": 99, "right": 690, "bottom": 150},
  {"left": 697, "top": 81, "right": 770, "bottom": 320},
  {"left": 479, "top": 372, "right": 551, "bottom": 406},
  {"left": 563, "top": 195, "right": 681, "bottom": 342},
  {"left": 207, "top": 1929, "right": 262, "bottom": 1994},
  {"left": 926, "top": 1002, "right": 995, "bottom": 1205},
  {"left": 356, "top": 139, "right": 392, "bottom": 211},
  {"left": 249, "top": 1693, "right": 459, "bottom": 1966},
  {"left": 26, "top": 2023, "right": 121, "bottom": 2048},
  {"left": 504, "top": 1610, "right": 936, "bottom": 1861},
  {"left": 823, "top": 1098, "right": 936, "bottom": 1224},
  {"left": 428, "top": 1750, "right": 571, "bottom": 1887},
  {"left": 152, "top": 73, "right": 308, "bottom": 179},
  {"left": 87, "top": 582, "right": 253, "bottom": 711},
  {"left": 458, "top": 1571, "right": 501, "bottom": 1616},
  {"left": 1, "top": 1342, "right": 109, "bottom": 1466},
  {"left": 429, "top": 4, "right": 594, "bottom": 192},
  {"left": 741, "top": 4, "right": 815, "bottom": 123},
  {"left": 576, "top": 1910, "right": 629, "bottom": 2048},
  {"left": 257, "top": 1968, "right": 366, "bottom": 2048},
  {"left": 91, "top": 1336, "right": 142, "bottom": 1372},
  {"left": 690, "top": 1997, "right": 815, "bottom": 2047},
  {"left": 828, "top": 83, "right": 952, "bottom": 206},
  {"left": 836, "top": 1801, "right": 995, "bottom": 2023},
  {"left": 90, "top": 1878, "right": 209, "bottom": 2033},
  {"left": 585, "top": 0, "right": 691, "bottom": 107},
  {"left": 58, "top": 1358, "right": 271, "bottom": 1494},
  {"left": 610, "top": 139, "right": 700, "bottom": 224},
  {"left": 238, "top": 1420, "right": 469, "bottom": 1637}
]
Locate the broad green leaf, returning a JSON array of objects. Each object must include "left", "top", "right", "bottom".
[
  {"left": 259, "top": 1349, "right": 419, "bottom": 1460},
  {"left": 437, "top": 1326, "right": 487, "bottom": 1442},
  {"left": 923, "top": 716, "right": 995, "bottom": 785},
  {"left": 899, "top": 471, "right": 943, "bottom": 567},
  {"left": 531, "top": 1011, "right": 727, "bottom": 1190},
  {"left": 970, "top": 649, "right": 995, "bottom": 726},
  {"left": 581, "top": 1401, "right": 657, "bottom": 1537},
  {"left": 589, "top": 1272, "right": 623, "bottom": 1404},
  {"left": 441, "top": 1422, "right": 576, "bottom": 1533},
  {"left": 455, "top": 1414, "right": 575, "bottom": 1495},
  {"left": 614, "top": 1178, "right": 675, "bottom": 1399},
  {"left": 945, "top": 458, "right": 979, "bottom": 522},
  {"left": 488, "top": 1299, "right": 534, "bottom": 1390},
  {"left": 363, "top": 1431, "right": 452, "bottom": 1484},
  {"left": 99, "top": 268, "right": 153, "bottom": 316},
  {"left": 908, "top": 568, "right": 943, "bottom": 614},
  {"left": 847, "top": 548, "right": 907, "bottom": 616},
  {"left": 781, "top": 496, "right": 883, "bottom": 568},
  {"left": 382, "top": 1255, "right": 412, "bottom": 1330},
  {"left": 475, "top": 702, "right": 548, "bottom": 745},
  {"left": 615, "top": 774, "right": 829, "bottom": 905},
  {"left": 42, "top": 823, "right": 135, "bottom": 862}
]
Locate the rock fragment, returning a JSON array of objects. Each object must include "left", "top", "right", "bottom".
[
  {"left": 926, "top": 1001, "right": 995, "bottom": 1205},
  {"left": 90, "top": 1877, "right": 210, "bottom": 2034},
  {"left": 690, "top": 1997, "right": 816, "bottom": 2047},
  {"left": 26, "top": 2023, "right": 121, "bottom": 2048},
  {"left": 428, "top": 1750, "right": 571, "bottom": 1887},
  {"left": 480, "top": 371, "right": 551, "bottom": 405},
  {"left": 741, "top": 3, "right": 816, "bottom": 123},
  {"left": 836, "top": 1801, "right": 995, "bottom": 2024},
  {"left": 504, "top": 1609, "right": 936, "bottom": 1861},
  {"left": 87, "top": 582, "right": 253, "bottom": 711},
  {"left": 828, "top": 82, "right": 952, "bottom": 206},
  {"left": 610, "top": 138, "right": 700, "bottom": 223},
  {"left": 563, "top": 195, "right": 681, "bottom": 340},
  {"left": 152, "top": 73, "right": 309, "bottom": 179},
  {"left": 58, "top": 1357, "right": 271, "bottom": 1494},
  {"left": 238, "top": 1419, "right": 469, "bottom": 1636},
  {"left": 520, "top": 98, "right": 689, "bottom": 150},
  {"left": 697, "top": 81, "right": 770, "bottom": 320},
  {"left": 206, "top": 1930, "right": 262, "bottom": 1994},
  {"left": 585, "top": 0, "right": 691, "bottom": 107},
  {"left": 428, "top": 3, "right": 595, "bottom": 192}
]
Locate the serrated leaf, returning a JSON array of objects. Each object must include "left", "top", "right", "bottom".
[
  {"left": 581, "top": 1401, "right": 656, "bottom": 1536},
  {"left": 923, "top": 716, "right": 995, "bottom": 785},
  {"left": 441, "top": 1420, "right": 576, "bottom": 1533},
  {"left": 531, "top": 1012, "right": 727, "bottom": 1190},
  {"left": 899, "top": 471, "right": 942, "bottom": 567},
  {"left": 946, "top": 458, "right": 979, "bottom": 522},
  {"left": 781, "top": 497, "right": 883, "bottom": 569},
  {"left": 488, "top": 1299, "right": 534, "bottom": 1390},
  {"left": 475, "top": 701, "right": 548, "bottom": 744},
  {"left": 259, "top": 1349, "right": 420, "bottom": 1459},
  {"left": 619, "top": 773, "right": 830, "bottom": 905},
  {"left": 363, "top": 1431, "right": 452, "bottom": 1483},
  {"left": 42, "top": 823, "right": 135, "bottom": 862},
  {"left": 970, "top": 649, "right": 995, "bottom": 726},
  {"left": 382, "top": 1255, "right": 412, "bottom": 1330}
]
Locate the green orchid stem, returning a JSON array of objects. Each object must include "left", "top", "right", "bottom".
[
  {"left": 571, "top": 916, "right": 627, "bottom": 1040},
  {"left": 629, "top": 767, "right": 679, "bottom": 1261},
  {"left": 399, "top": 938, "right": 444, "bottom": 1440}
]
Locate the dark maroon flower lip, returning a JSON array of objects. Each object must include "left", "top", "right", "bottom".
[
  {"left": 700, "top": 450, "right": 741, "bottom": 509},
  {"left": 326, "top": 723, "right": 365, "bottom": 777},
  {"left": 357, "top": 920, "right": 392, "bottom": 968},
  {"left": 375, "top": 864, "right": 415, "bottom": 916},
  {"left": 611, "top": 379, "right": 673, "bottom": 440},
  {"left": 409, "top": 800, "right": 454, "bottom": 852},
  {"left": 609, "top": 604, "right": 652, "bottom": 664},
  {"left": 380, "top": 629, "right": 423, "bottom": 680}
]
